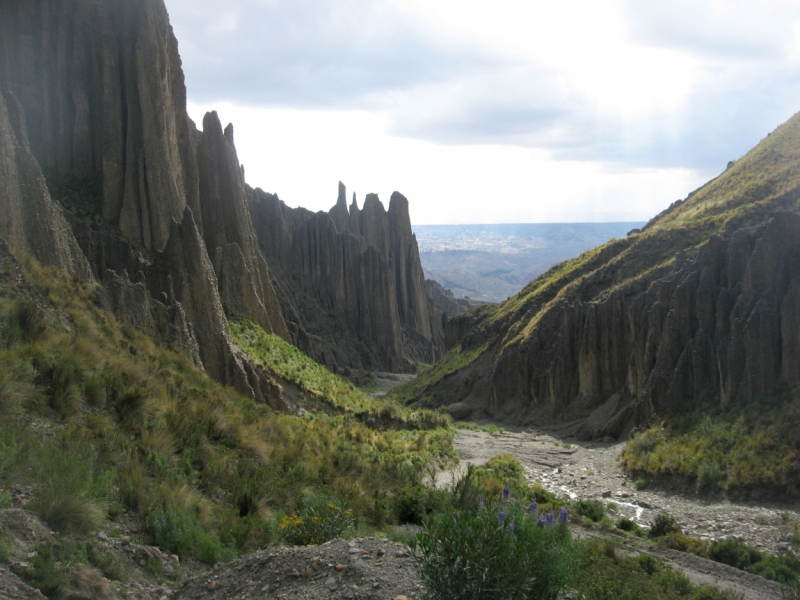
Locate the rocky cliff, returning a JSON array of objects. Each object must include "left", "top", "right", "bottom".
[
  {"left": 0, "top": 0, "right": 439, "bottom": 393},
  {"left": 248, "top": 183, "right": 444, "bottom": 372},
  {"left": 413, "top": 111, "right": 800, "bottom": 438},
  {"left": 0, "top": 0, "right": 288, "bottom": 405}
]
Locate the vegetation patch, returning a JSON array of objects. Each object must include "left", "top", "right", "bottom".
[
  {"left": 621, "top": 395, "right": 800, "bottom": 496},
  {"left": 231, "top": 319, "right": 451, "bottom": 429},
  {"left": 0, "top": 256, "right": 457, "bottom": 576}
]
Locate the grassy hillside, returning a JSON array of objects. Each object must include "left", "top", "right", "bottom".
[{"left": 0, "top": 250, "right": 455, "bottom": 595}]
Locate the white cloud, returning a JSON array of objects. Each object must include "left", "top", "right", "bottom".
[{"left": 168, "top": 0, "right": 800, "bottom": 223}]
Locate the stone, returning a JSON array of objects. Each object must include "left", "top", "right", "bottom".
[
  {"left": 248, "top": 183, "right": 444, "bottom": 373},
  {"left": 602, "top": 491, "right": 612, "bottom": 498}
]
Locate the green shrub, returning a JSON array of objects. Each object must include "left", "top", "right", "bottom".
[
  {"left": 278, "top": 496, "right": 355, "bottom": 546},
  {"left": 708, "top": 538, "right": 762, "bottom": 571},
  {"left": 616, "top": 517, "right": 645, "bottom": 537},
  {"left": 649, "top": 513, "right": 682, "bottom": 538},
  {"left": 576, "top": 499, "right": 606, "bottom": 523},
  {"left": 394, "top": 484, "right": 436, "bottom": 525},
  {"left": 412, "top": 502, "right": 575, "bottom": 600},
  {"left": 146, "top": 505, "right": 235, "bottom": 564},
  {"left": 574, "top": 538, "right": 734, "bottom": 599},
  {"left": 697, "top": 461, "right": 726, "bottom": 491},
  {"left": 747, "top": 551, "right": 800, "bottom": 584},
  {"left": 635, "top": 477, "right": 648, "bottom": 490}
]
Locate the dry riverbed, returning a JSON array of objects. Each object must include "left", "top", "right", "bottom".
[{"left": 439, "top": 426, "right": 800, "bottom": 600}]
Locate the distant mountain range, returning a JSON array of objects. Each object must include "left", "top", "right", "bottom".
[{"left": 414, "top": 222, "right": 644, "bottom": 302}]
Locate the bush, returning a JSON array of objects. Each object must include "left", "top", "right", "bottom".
[
  {"left": 146, "top": 505, "right": 235, "bottom": 564},
  {"left": 635, "top": 478, "right": 648, "bottom": 490},
  {"left": 576, "top": 499, "right": 605, "bottom": 523},
  {"left": 278, "top": 495, "right": 355, "bottom": 546},
  {"left": 649, "top": 513, "right": 682, "bottom": 538},
  {"left": 708, "top": 538, "right": 762, "bottom": 571},
  {"left": 660, "top": 532, "right": 710, "bottom": 556},
  {"left": 412, "top": 502, "right": 575, "bottom": 600},
  {"left": 616, "top": 517, "right": 645, "bottom": 537},
  {"left": 697, "top": 461, "right": 726, "bottom": 491},
  {"left": 395, "top": 484, "right": 435, "bottom": 525}
]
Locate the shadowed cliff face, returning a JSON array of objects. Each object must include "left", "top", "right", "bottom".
[
  {"left": 0, "top": 0, "right": 289, "bottom": 405},
  {"left": 0, "top": 89, "right": 92, "bottom": 280},
  {"left": 248, "top": 183, "right": 444, "bottom": 373},
  {"left": 0, "top": 0, "right": 200, "bottom": 253},
  {"left": 415, "top": 111, "right": 800, "bottom": 438}
]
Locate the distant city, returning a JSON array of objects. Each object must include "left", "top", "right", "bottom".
[{"left": 413, "top": 223, "right": 644, "bottom": 302}]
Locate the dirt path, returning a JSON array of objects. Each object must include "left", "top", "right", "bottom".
[{"left": 443, "top": 427, "right": 800, "bottom": 600}]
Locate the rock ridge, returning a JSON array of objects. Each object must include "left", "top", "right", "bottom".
[{"left": 248, "top": 183, "right": 444, "bottom": 373}]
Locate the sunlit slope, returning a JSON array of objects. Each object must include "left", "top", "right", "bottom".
[{"left": 392, "top": 109, "right": 800, "bottom": 431}]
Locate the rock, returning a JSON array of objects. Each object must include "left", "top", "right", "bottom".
[
  {"left": 248, "top": 183, "right": 444, "bottom": 372},
  {"left": 206, "top": 580, "right": 217, "bottom": 591},
  {"left": 777, "top": 542, "right": 792, "bottom": 551},
  {"left": 602, "top": 491, "right": 612, "bottom": 498},
  {"left": 0, "top": 90, "right": 92, "bottom": 281},
  {"left": 97, "top": 532, "right": 108, "bottom": 541},
  {"left": 335, "top": 564, "right": 346, "bottom": 571}
]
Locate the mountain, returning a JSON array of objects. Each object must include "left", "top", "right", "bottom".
[
  {"left": 248, "top": 182, "right": 444, "bottom": 373},
  {"left": 399, "top": 114, "right": 800, "bottom": 439},
  {"left": 415, "top": 222, "right": 644, "bottom": 302},
  {"left": 0, "top": 0, "right": 440, "bottom": 392}
]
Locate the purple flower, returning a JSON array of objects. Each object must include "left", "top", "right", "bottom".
[
  {"left": 498, "top": 510, "right": 506, "bottom": 523},
  {"left": 546, "top": 512, "right": 554, "bottom": 524},
  {"left": 528, "top": 501, "right": 538, "bottom": 515},
  {"left": 509, "top": 521, "right": 516, "bottom": 533},
  {"left": 537, "top": 518, "right": 546, "bottom": 528},
  {"left": 502, "top": 486, "right": 510, "bottom": 500},
  {"left": 559, "top": 507, "right": 569, "bottom": 523}
]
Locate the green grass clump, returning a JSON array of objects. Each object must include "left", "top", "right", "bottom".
[
  {"left": 231, "top": 318, "right": 451, "bottom": 429},
  {"left": 574, "top": 539, "right": 742, "bottom": 600},
  {"left": 386, "top": 341, "right": 492, "bottom": 406},
  {"left": 146, "top": 505, "right": 235, "bottom": 564},
  {"left": 277, "top": 495, "right": 355, "bottom": 546},
  {"left": 621, "top": 396, "right": 800, "bottom": 496},
  {"left": 575, "top": 499, "right": 606, "bottom": 523}
]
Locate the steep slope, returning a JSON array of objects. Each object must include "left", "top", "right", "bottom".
[
  {"left": 0, "top": 0, "right": 439, "bottom": 382},
  {"left": 0, "top": 0, "right": 290, "bottom": 401},
  {"left": 402, "top": 112, "right": 800, "bottom": 439},
  {"left": 248, "top": 182, "right": 444, "bottom": 373},
  {"left": 0, "top": 89, "right": 92, "bottom": 281}
]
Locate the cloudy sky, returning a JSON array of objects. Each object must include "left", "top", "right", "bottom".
[{"left": 167, "top": 0, "right": 800, "bottom": 224}]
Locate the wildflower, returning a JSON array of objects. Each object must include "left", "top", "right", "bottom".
[
  {"left": 546, "top": 512, "right": 554, "bottom": 524},
  {"left": 502, "top": 486, "right": 510, "bottom": 500},
  {"left": 559, "top": 507, "right": 569, "bottom": 523},
  {"left": 498, "top": 510, "right": 506, "bottom": 523},
  {"left": 537, "top": 517, "right": 546, "bottom": 528},
  {"left": 509, "top": 521, "right": 516, "bottom": 533},
  {"left": 528, "top": 501, "right": 538, "bottom": 515}
]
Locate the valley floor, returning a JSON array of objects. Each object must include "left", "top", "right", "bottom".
[{"left": 444, "top": 427, "right": 800, "bottom": 600}]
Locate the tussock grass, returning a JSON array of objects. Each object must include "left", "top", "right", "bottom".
[
  {"left": 621, "top": 391, "right": 800, "bottom": 496},
  {"left": 232, "top": 318, "right": 451, "bottom": 429},
  {"left": 0, "top": 254, "right": 457, "bottom": 570}
]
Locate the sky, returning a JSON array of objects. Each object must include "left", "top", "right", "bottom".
[{"left": 166, "top": 0, "right": 800, "bottom": 224}]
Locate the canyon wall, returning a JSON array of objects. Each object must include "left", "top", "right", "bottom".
[{"left": 248, "top": 183, "right": 444, "bottom": 373}]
